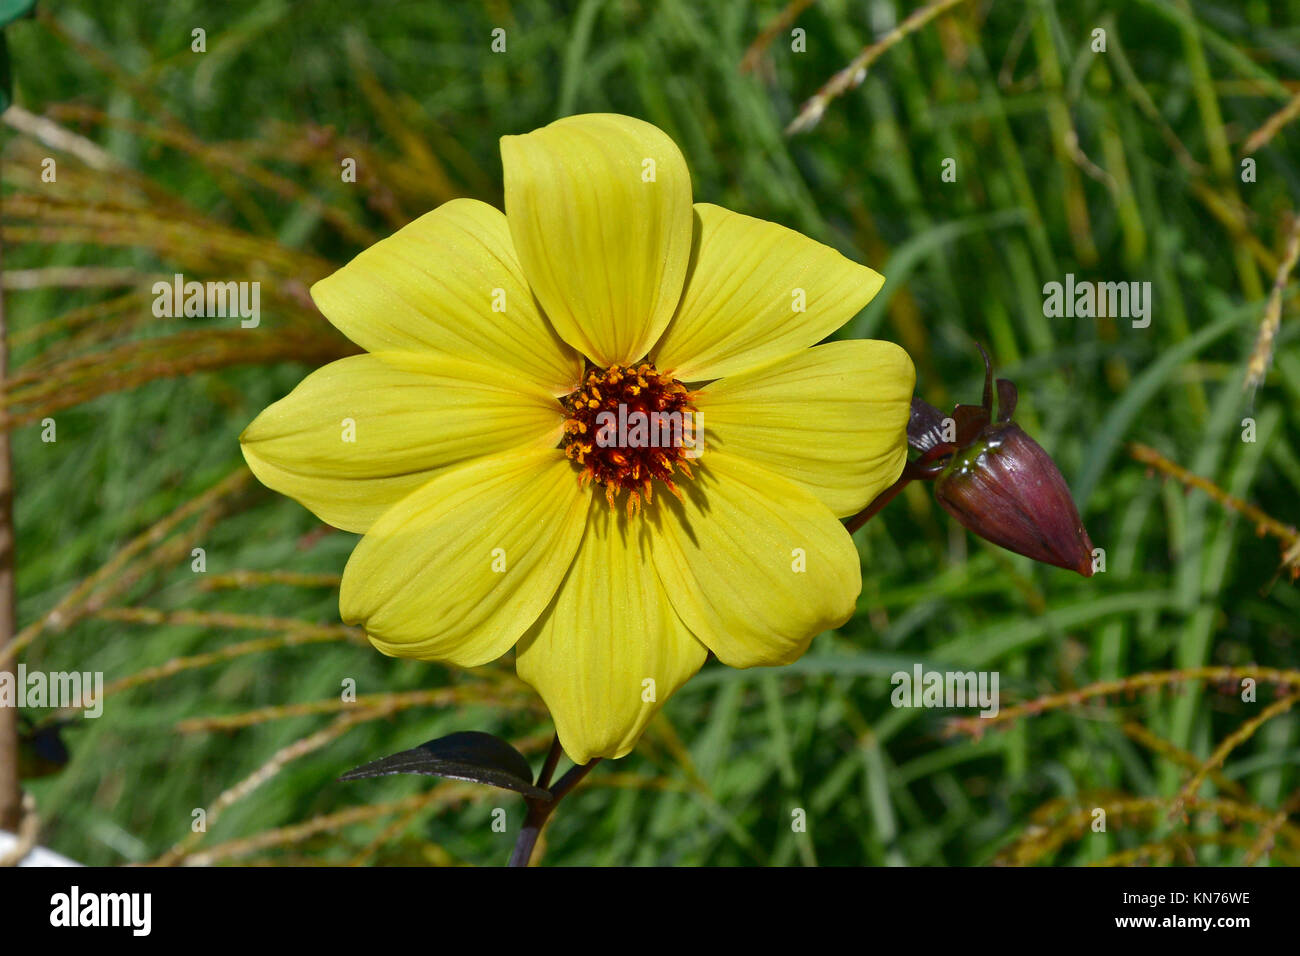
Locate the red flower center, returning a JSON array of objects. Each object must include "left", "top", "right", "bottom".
[{"left": 560, "top": 362, "right": 700, "bottom": 516}]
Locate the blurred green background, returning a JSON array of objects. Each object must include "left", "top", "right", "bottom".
[{"left": 3, "top": 0, "right": 1298, "bottom": 865}]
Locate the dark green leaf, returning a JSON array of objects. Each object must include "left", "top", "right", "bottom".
[
  {"left": 339, "top": 731, "right": 551, "bottom": 800},
  {"left": 0, "top": 34, "right": 11, "bottom": 113},
  {"left": 0, "top": 0, "right": 38, "bottom": 28},
  {"left": 0, "top": 0, "right": 37, "bottom": 111}
]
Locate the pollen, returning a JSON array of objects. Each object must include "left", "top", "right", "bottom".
[{"left": 560, "top": 362, "right": 700, "bottom": 516}]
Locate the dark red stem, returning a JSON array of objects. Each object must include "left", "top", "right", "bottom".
[
  {"left": 508, "top": 738, "right": 600, "bottom": 867},
  {"left": 844, "top": 443, "right": 956, "bottom": 534}
]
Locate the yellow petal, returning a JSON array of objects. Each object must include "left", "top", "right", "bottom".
[
  {"left": 310, "top": 198, "right": 584, "bottom": 395},
  {"left": 340, "top": 448, "right": 589, "bottom": 665},
  {"left": 516, "top": 499, "right": 708, "bottom": 764},
  {"left": 697, "top": 341, "right": 914, "bottom": 517},
  {"left": 649, "top": 452, "right": 860, "bottom": 668},
  {"left": 653, "top": 203, "right": 885, "bottom": 381},
  {"left": 240, "top": 352, "right": 564, "bottom": 534},
  {"left": 501, "top": 114, "right": 693, "bottom": 366}
]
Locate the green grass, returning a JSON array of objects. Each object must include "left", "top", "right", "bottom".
[{"left": 3, "top": 0, "right": 1299, "bottom": 865}]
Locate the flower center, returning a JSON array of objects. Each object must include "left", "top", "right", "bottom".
[{"left": 560, "top": 362, "right": 700, "bottom": 516}]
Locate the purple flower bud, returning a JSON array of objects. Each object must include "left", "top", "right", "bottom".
[
  {"left": 913, "top": 346, "right": 1095, "bottom": 577},
  {"left": 934, "top": 421, "right": 1095, "bottom": 576}
]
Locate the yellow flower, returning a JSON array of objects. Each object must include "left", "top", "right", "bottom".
[{"left": 240, "top": 114, "right": 914, "bottom": 764}]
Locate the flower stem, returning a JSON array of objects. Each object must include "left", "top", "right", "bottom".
[
  {"left": 508, "top": 739, "right": 600, "bottom": 867},
  {"left": 0, "top": 224, "right": 21, "bottom": 833},
  {"left": 844, "top": 477, "right": 909, "bottom": 533},
  {"left": 844, "top": 445, "right": 955, "bottom": 534},
  {"left": 534, "top": 735, "right": 563, "bottom": 790}
]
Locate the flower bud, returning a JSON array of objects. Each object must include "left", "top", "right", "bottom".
[
  {"left": 934, "top": 421, "right": 1095, "bottom": 576},
  {"left": 911, "top": 346, "right": 1095, "bottom": 577}
]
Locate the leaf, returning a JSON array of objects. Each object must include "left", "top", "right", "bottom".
[
  {"left": 0, "top": 34, "right": 10, "bottom": 114},
  {"left": 338, "top": 731, "right": 551, "bottom": 800},
  {"left": 0, "top": 0, "right": 37, "bottom": 27},
  {"left": 951, "top": 403, "right": 990, "bottom": 446},
  {"left": 0, "top": 0, "right": 38, "bottom": 114},
  {"left": 907, "top": 397, "right": 948, "bottom": 452},
  {"left": 995, "top": 379, "right": 1018, "bottom": 422}
]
